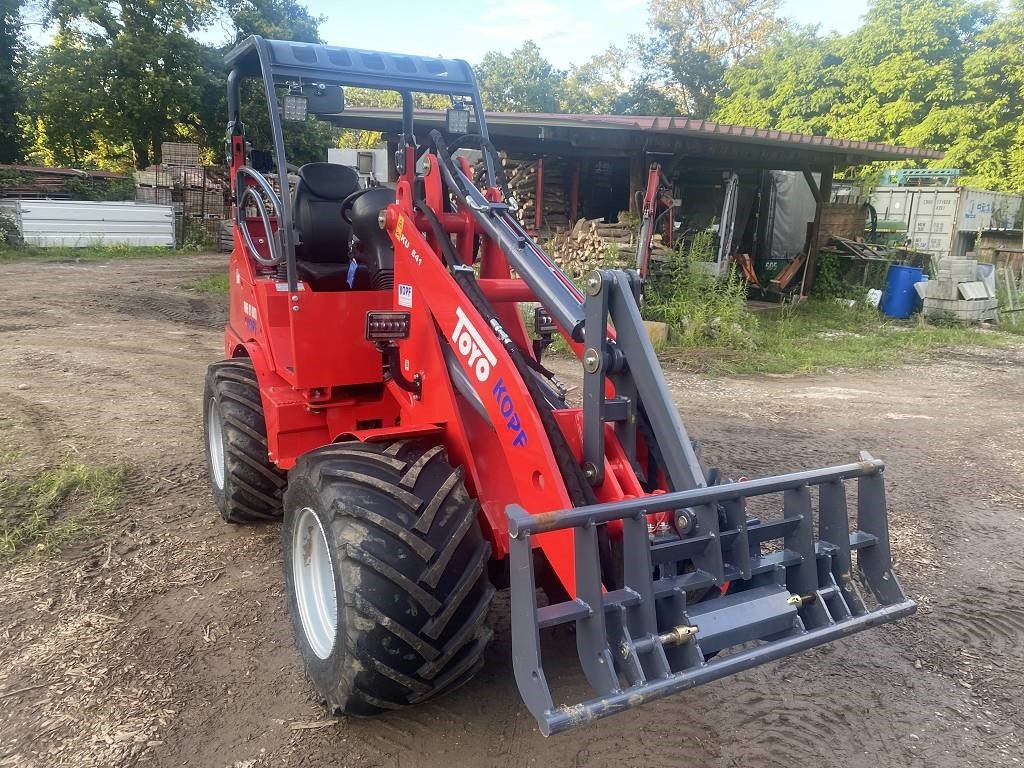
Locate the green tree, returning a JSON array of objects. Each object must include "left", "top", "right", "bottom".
[
  {"left": 227, "top": 0, "right": 322, "bottom": 43},
  {"left": 562, "top": 47, "right": 629, "bottom": 113},
  {"left": 714, "top": 27, "right": 845, "bottom": 134},
  {"left": 645, "top": 0, "right": 784, "bottom": 117},
  {"left": 715, "top": 0, "right": 1014, "bottom": 188},
  {"left": 826, "top": 0, "right": 996, "bottom": 146},
  {"left": 942, "top": 0, "right": 1024, "bottom": 191},
  {"left": 38, "top": 0, "right": 218, "bottom": 168},
  {"left": 476, "top": 41, "right": 566, "bottom": 112},
  {"left": 0, "top": 0, "right": 26, "bottom": 162},
  {"left": 23, "top": 31, "right": 109, "bottom": 167}
]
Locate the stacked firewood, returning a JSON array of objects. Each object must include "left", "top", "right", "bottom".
[
  {"left": 475, "top": 153, "right": 570, "bottom": 238},
  {"left": 544, "top": 217, "right": 636, "bottom": 279},
  {"left": 547, "top": 216, "right": 677, "bottom": 280}
]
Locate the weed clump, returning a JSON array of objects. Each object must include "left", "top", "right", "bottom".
[
  {"left": 643, "top": 230, "right": 757, "bottom": 349},
  {"left": 0, "top": 460, "right": 128, "bottom": 561}
]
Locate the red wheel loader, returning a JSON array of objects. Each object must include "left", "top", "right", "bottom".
[{"left": 204, "top": 36, "right": 915, "bottom": 736}]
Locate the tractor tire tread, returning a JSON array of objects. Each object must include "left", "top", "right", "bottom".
[
  {"left": 284, "top": 440, "right": 494, "bottom": 715},
  {"left": 205, "top": 359, "right": 285, "bottom": 523}
]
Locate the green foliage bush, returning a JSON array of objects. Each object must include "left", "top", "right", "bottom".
[
  {"left": 643, "top": 229, "right": 757, "bottom": 349},
  {"left": 0, "top": 169, "right": 32, "bottom": 189},
  {"left": 0, "top": 212, "right": 23, "bottom": 248},
  {"left": 65, "top": 176, "right": 136, "bottom": 202}
]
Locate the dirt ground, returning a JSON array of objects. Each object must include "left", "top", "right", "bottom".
[{"left": 1, "top": 254, "right": 1022, "bottom": 768}]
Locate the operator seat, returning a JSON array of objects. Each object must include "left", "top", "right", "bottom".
[{"left": 293, "top": 162, "right": 360, "bottom": 290}]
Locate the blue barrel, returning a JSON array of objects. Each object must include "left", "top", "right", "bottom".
[{"left": 880, "top": 265, "right": 924, "bottom": 319}]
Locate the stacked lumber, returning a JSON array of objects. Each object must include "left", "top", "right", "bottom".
[
  {"left": 547, "top": 216, "right": 671, "bottom": 280},
  {"left": 161, "top": 141, "right": 200, "bottom": 168},
  {"left": 0, "top": 164, "right": 129, "bottom": 200}
]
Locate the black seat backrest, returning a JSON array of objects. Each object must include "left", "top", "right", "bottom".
[{"left": 293, "top": 163, "right": 361, "bottom": 263}]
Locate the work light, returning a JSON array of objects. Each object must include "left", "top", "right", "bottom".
[{"left": 446, "top": 103, "right": 469, "bottom": 134}]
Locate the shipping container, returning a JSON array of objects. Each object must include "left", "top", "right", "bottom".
[
  {"left": 869, "top": 186, "right": 1023, "bottom": 266},
  {"left": 6, "top": 200, "right": 175, "bottom": 247}
]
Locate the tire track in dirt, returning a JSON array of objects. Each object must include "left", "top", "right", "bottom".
[
  {"left": 926, "top": 585, "right": 1024, "bottom": 657},
  {"left": 719, "top": 680, "right": 912, "bottom": 767},
  {"left": 0, "top": 392, "right": 67, "bottom": 462},
  {"left": 90, "top": 289, "right": 228, "bottom": 330}
]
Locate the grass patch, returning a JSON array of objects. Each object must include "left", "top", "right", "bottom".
[
  {"left": 0, "top": 460, "right": 129, "bottom": 561},
  {"left": 692, "top": 299, "right": 1017, "bottom": 375},
  {"left": 0, "top": 244, "right": 177, "bottom": 263},
  {"left": 187, "top": 271, "right": 230, "bottom": 297},
  {"left": 636, "top": 233, "right": 1020, "bottom": 375}
]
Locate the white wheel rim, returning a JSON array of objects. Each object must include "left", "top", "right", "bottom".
[
  {"left": 292, "top": 506, "right": 338, "bottom": 659},
  {"left": 207, "top": 397, "right": 226, "bottom": 491}
]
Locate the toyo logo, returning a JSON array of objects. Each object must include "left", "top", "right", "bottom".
[{"left": 451, "top": 306, "right": 497, "bottom": 382}]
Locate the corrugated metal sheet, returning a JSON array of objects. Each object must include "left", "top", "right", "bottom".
[
  {"left": 10, "top": 200, "right": 174, "bottom": 247},
  {"left": 335, "top": 108, "right": 943, "bottom": 162}
]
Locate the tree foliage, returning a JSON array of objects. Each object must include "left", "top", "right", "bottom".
[
  {"left": 715, "top": 0, "right": 1022, "bottom": 191},
  {"left": 644, "top": 0, "right": 784, "bottom": 117},
  {"left": 228, "top": 0, "right": 322, "bottom": 44},
  {"left": 0, "top": 0, "right": 26, "bottom": 162},
  {"left": 4, "top": 0, "right": 1023, "bottom": 195},
  {"left": 476, "top": 41, "right": 566, "bottom": 113},
  {"left": 34, "top": 0, "right": 217, "bottom": 168}
]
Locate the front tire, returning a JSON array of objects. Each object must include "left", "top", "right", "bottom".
[
  {"left": 203, "top": 359, "right": 286, "bottom": 523},
  {"left": 283, "top": 440, "right": 495, "bottom": 715}
]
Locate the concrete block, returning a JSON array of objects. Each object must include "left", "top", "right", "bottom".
[
  {"left": 644, "top": 320, "right": 669, "bottom": 345},
  {"left": 958, "top": 281, "right": 990, "bottom": 300}
]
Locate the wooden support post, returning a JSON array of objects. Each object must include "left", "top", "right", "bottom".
[
  {"left": 569, "top": 161, "right": 581, "bottom": 224},
  {"left": 800, "top": 165, "right": 834, "bottom": 296},
  {"left": 629, "top": 154, "right": 644, "bottom": 214},
  {"left": 820, "top": 165, "right": 834, "bottom": 202}
]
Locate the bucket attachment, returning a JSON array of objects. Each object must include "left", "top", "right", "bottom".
[{"left": 506, "top": 453, "right": 915, "bottom": 736}]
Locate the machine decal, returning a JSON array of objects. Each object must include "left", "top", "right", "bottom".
[
  {"left": 242, "top": 300, "right": 258, "bottom": 332},
  {"left": 398, "top": 284, "right": 413, "bottom": 308},
  {"left": 451, "top": 306, "right": 496, "bottom": 382},
  {"left": 492, "top": 378, "right": 528, "bottom": 447}
]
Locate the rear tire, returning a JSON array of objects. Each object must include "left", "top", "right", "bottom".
[
  {"left": 282, "top": 440, "right": 495, "bottom": 715},
  {"left": 203, "top": 359, "right": 286, "bottom": 523}
]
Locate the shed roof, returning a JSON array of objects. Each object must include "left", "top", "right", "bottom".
[{"left": 330, "top": 108, "right": 942, "bottom": 170}]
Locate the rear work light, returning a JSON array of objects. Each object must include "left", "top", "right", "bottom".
[{"left": 365, "top": 311, "right": 411, "bottom": 342}]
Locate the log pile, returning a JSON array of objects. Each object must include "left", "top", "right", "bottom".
[
  {"left": 547, "top": 216, "right": 673, "bottom": 280},
  {"left": 477, "top": 153, "right": 570, "bottom": 238}
]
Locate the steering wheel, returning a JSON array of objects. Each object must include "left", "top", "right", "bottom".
[{"left": 340, "top": 187, "right": 377, "bottom": 224}]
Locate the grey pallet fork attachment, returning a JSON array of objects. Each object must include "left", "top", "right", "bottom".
[
  {"left": 508, "top": 455, "right": 915, "bottom": 736},
  {"left": 507, "top": 273, "right": 915, "bottom": 736}
]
